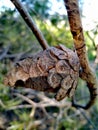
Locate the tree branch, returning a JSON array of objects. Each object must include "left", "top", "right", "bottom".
[
  {"left": 10, "top": 0, "right": 49, "bottom": 50},
  {"left": 64, "top": 0, "right": 97, "bottom": 109},
  {"left": 86, "top": 31, "right": 96, "bottom": 50}
]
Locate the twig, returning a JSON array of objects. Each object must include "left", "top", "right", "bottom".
[
  {"left": 13, "top": 92, "right": 36, "bottom": 107},
  {"left": 13, "top": 91, "right": 71, "bottom": 108},
  {"left": 10, "top": 0, "right": 49, "bottom": 50},
  {"left": 86, "top": 31, "right": 96, "bottom": 50},
  {"left": 0, "top": 45, "right": 10, "bottom": 60},
  {"left": 79, "top": 108, "right": 97, "bottom": 130},
  {"left": 7, "top": 104, "right": 32, "bottom": 110},
  {"left": 54, "top": 107, "right": 64, "bottom": 130},
  {"left": 26, "top": 119, "right": 45, "bottom": 129}
]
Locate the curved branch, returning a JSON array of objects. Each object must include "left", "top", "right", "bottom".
[
  {"left": 64, "top": 0, "right": 97, "bottom": 109},
  {"left": 10, "top": 0, "right": 49, "bottom": 50}
]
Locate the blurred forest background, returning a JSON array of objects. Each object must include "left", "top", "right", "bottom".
[{"left": 0, "top": 0, "right": 98, "bottom": 130}]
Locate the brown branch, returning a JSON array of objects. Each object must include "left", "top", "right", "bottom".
[
  {"left": 64, "top": 0, "right": 97, "bottom": 109},
  {"left": 10, "top": 0, "right": 49, "bottom": 50}
]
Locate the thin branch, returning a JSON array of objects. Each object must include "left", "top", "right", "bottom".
[
  {"left": 13, "top": 92, "right": 71, "bottom": 108},
  {"left": 79, "top": 108, "right": 97, "bottom": 130},
  {"left": 8, "top": 104, "right": 32, "bottom": 110},
  {"left": 86, "top": 31, "right": 96, "bottom": 50},
  {"left": 0, "top": 45, "right": 10, "bottom": 60},
  {"left": 10, "top": 0, "right": 49, "bottom": 50},
  {"left": 13, "top": 92, "right": 36, "bottom": 107}
]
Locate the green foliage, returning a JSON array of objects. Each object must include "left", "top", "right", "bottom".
[
  {"left": 84, "top": 32, "right": 96, "bottom": 61},
  {"left": 0, "top": 0, "right": 98, "bottom": 129}
]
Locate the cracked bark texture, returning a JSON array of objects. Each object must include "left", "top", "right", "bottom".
[
  {"left": 4, "top": 45, "right": 80, "bottom": 101},
  {"left": 64, "top": 0, "right": 97, "bottom": 109}
]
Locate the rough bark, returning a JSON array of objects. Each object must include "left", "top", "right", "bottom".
[
  {"left": 10, "top": 0, "right": 49, "bottom": 50},
  {"left": 4, "top": 45, "right": 80, "bottom": 101},
  {"left": 64, "top": 0, "right": 97, "bottom": 109}
]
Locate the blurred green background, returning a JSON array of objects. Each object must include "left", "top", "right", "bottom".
[{"left": 0, "top": 0, "right": 98, "bottom": 129}]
